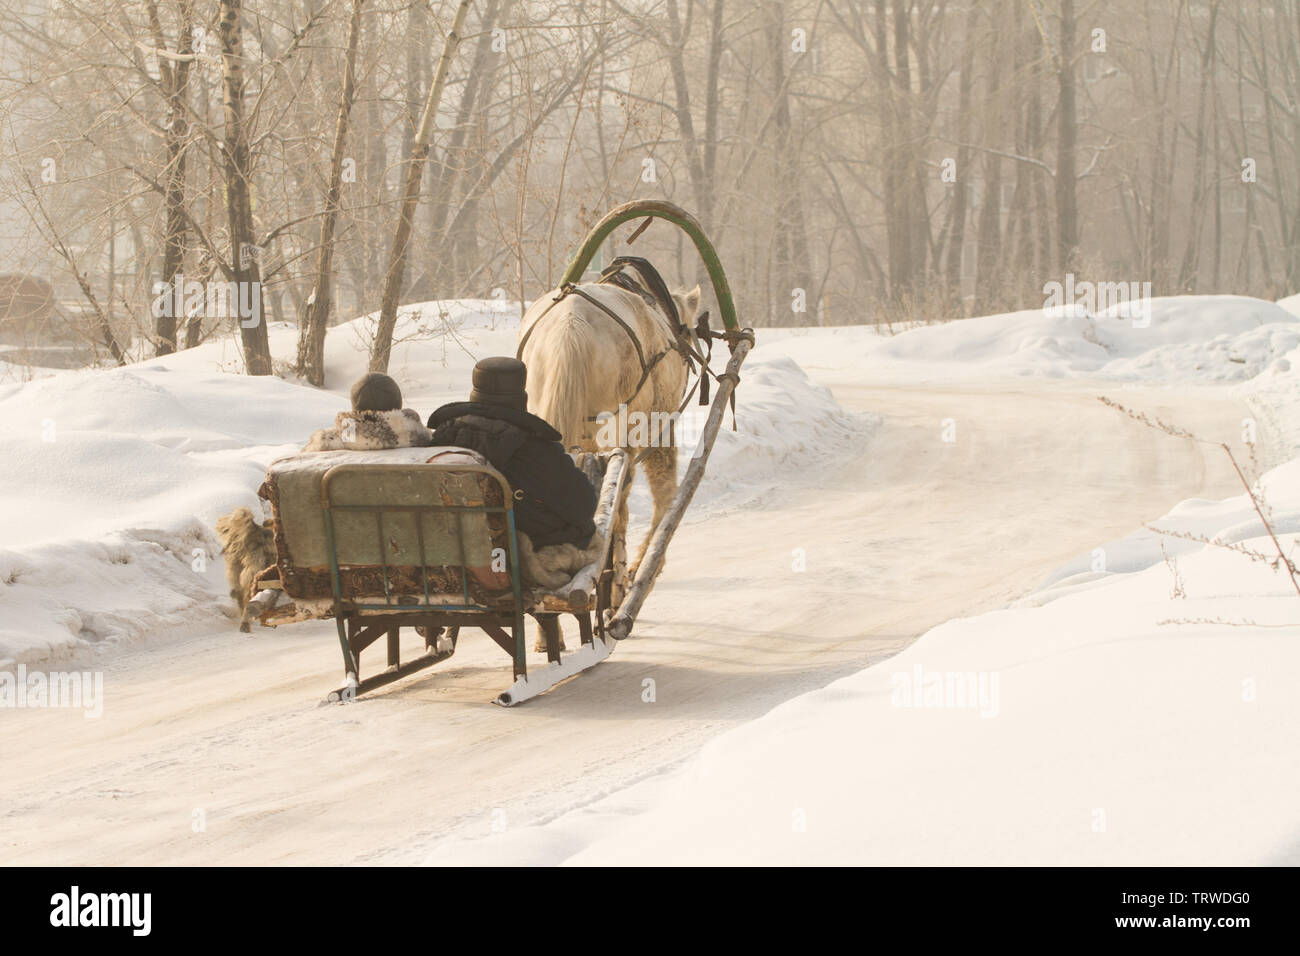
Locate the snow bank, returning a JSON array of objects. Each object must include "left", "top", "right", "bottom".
[
  {"left": 1275, "top": 292, "right": 1300, "bottom": 319},
  {"left": 0, "top": 300, "right": 866, "bottom": 665},
  {"left": 1241, "top": 345, "right": 1300, "bottom": 460},
  {"left": 1039, "top": 456, "right": 1300, "bottom": 589},
  {"left": 420, "top": 454, "right": 1300, "bottom": 866},
  {"left": 626, "top": 354, "right": 873, "bottom": 523},
  {"left": 0, "top": 524, "right": 226, "bottom": 666},
  {"left": 0, "top": 364, "right": 331, "bottom": 664},
  {"left": 766, "top": 294, "right": 1300, "bottom": 385}
]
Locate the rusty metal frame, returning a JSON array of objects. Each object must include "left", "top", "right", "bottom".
[{"left": 319, "top": 461, "right": 528, "bottom": 697}]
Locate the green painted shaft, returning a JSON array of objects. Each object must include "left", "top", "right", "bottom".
[{"left": 560, "top": 199, "right": 739, "bottom": 331}]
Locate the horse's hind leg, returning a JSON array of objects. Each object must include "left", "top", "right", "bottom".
[
  {"left": 532, "top": 613, "right": 565, "bottom": 656},
  {"left": 629, "top": 443, "right": 677, "bottom": 581}
]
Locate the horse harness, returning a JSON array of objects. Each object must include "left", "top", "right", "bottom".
[{"left": 516, "top": 257, "right": 723, "bottom": 420}]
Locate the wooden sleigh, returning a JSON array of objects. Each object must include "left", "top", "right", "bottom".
[{"left": 254, "top": 446, "right": 632, "bottom": 705}]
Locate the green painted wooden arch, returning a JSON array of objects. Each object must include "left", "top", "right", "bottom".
[{"left": 560, "top": 199, "right": 740, "bottom": 331}]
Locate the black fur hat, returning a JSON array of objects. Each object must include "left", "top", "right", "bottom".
[
  {"left": 350, "top": 372, "right": 403, "bottom": 412},
  {"left": 469, "top": 357, "right": 527, "bottom": 410}
]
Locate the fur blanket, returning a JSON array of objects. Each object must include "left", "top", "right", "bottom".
[
  {"left": 303, "top": 408, "right": 432, "bottom": 452},
  {"left": 517, "top": 530, "right": 604, "bottom": 590}
]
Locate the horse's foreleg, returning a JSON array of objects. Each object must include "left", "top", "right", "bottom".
[
  {"left": 628, "top": 444, "right": 677, "bottom": 582},
  {"left": 610, "top": 456, "right": 633, "bottom": 589}
]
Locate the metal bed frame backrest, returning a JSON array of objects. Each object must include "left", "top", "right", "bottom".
[{"left": 318, "top": 462, "right": 525, "bottom": 615}]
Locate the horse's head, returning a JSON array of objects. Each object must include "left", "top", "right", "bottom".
[
  {"left": 671, "top": 285, "right": 703, "bottom": 353},
  {"left": 670, "top": 284, "right": 701, "bottom": 326}
]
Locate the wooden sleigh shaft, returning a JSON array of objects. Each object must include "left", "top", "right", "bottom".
[{"left": 606, "top": 332, "right": 754, "bottom": 641}]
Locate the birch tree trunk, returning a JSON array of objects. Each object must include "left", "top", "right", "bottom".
[
  {"left": 296, "top": 0, "right": 366, "bottom": 387},
  {"left": 152, "top": 0, "right": 194, "bottom": 356},
  {"left": 1055, "top": 0, "right": 1078, "bottom": 273},
  {"left": 942, "top": 1, "right": 978, "bottom": 310},
  {"left": 427, "top": 0, "right": 504, "bottom": 292},
  {"left": 1177, "top": 1, "right": 1219, "bottom": 291},
  {"left": 369, "top": 0, "right": 474, "bottom": 374},
  {"left": 974, "top": 3, "right": 1005, "bottom": 314},
  {"left": 219, "top": 0, "right": 273, "bottom": 376}
]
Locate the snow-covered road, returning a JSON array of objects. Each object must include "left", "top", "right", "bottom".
[{"left": 0, "top": 379, "right": 1252, "bottom": 865}]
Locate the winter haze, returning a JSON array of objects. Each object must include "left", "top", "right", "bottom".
[{"left": 0, "top": 0, "right": 1298, "bottom": 883}]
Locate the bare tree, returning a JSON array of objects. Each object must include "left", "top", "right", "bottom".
[
  {"left": 370, "top": 0, "right": 474, "bottom": 374},
  {"left": 296, "top": 0, "right": 367, "bottom": 386}
]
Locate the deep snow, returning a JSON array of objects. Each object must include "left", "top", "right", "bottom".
[{"left": 2, "top": 291, "right": 1299, "bottom": 867}]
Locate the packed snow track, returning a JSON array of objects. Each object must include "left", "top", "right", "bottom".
[{"left": 0, "top": 379, "right": 1253, "bottom": 865}]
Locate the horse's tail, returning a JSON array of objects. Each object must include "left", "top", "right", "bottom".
[{"left": 526, "top": 314, "right": 591, "bottom": 449}]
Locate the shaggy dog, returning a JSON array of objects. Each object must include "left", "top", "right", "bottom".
[{"left": 214, "top": 507, "right": 277, "bottom": 632}]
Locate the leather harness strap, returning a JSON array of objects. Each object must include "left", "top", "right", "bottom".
[
  {"left": 515, "top": 281, "right": 673, "bottom": 411},
  {"left": 601, "top": 256, "right": 681, "bottom": 335},
  {"left": 515, "top": 259, "right": 728, "bottom": 439},
  {"left": 568, "top": 285, "right": 653, "bottom": 374}
]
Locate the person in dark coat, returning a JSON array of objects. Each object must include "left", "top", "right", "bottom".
[{"left": 427, "top": 357, "right": 596, "bottom": 548}]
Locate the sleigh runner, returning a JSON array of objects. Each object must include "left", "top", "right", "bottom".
[{"left": 253, "top": 200, "right": 753, "bottom": 704}]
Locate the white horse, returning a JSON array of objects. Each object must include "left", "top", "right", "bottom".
[{"left": 518, "top": 275, "right": 701, "bottom": 579}]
